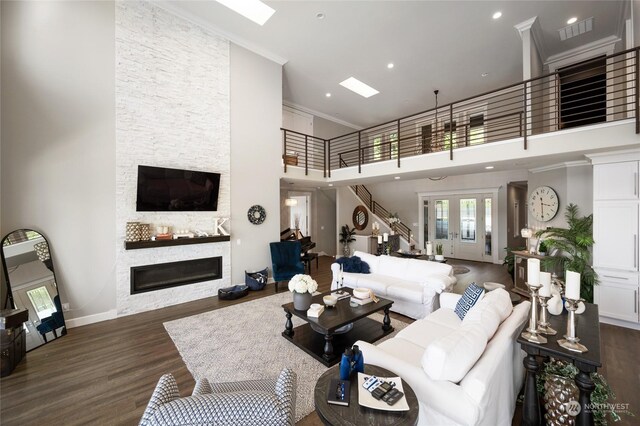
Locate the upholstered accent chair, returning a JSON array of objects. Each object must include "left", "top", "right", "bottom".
[
  {"left": 269, "top": 241, "right": 304, "bottom": 292},
  {"left": 139, "top": 368, "right": 297, "bottom": 426}
]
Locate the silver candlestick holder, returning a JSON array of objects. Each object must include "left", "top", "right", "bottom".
[
  {"left": 558, "top": 298, "right": 588, "bottom": 353},
  {"left": 536, "top": 295, "right": 557, "bottom": 335},
  {"left": 521, "top": 283, "right": 547, "bottom": 344}
]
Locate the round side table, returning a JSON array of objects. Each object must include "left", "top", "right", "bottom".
[{"left": 314, "top": 364, "right": 419, "bottom": 426}]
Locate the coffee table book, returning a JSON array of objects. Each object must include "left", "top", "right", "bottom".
[{"left": 327, "top": 379, "right": 350, "bottom": 406}]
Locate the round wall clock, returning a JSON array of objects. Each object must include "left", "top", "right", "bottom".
[
  {"left": 528, "top": 186, "right": 559, "bottom": 222},
  {"left": 247, "top": 205, "right": 266, "bottom": 225}
]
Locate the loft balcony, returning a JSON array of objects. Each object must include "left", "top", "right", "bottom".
[{"left": 282, "top": 47, "right": 640, "bottom": 183}]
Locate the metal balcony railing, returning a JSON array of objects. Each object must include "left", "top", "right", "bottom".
[
  {"left": 282, "top": 46, "right": 640, "bottom": 176},
  {"left": 350, "top": 184, "right": 412, "bottom": 244}
]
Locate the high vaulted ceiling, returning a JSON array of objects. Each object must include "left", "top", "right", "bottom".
[{"left": 165, "top": 0, "right": 628, "bottom": 129}]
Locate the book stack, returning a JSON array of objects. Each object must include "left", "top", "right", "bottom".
[
  {"left": 307, "top": 303, "right": 324, "bottom": 318},
  {"left": 350, "top": 296, "right": 372, "bottom": 306}
]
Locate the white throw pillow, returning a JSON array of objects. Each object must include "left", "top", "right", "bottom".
[
  {"left": 422, "top": 324, "right": 488, "bottom": 382},
  {"left": 462, "top": 300, "right": 501, "bottom": 340},
  {"left": 481, "top": 288, "right": 513, "bottom": 322}
]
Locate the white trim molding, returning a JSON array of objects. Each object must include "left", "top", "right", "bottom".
[
  {"left": 66, "top": 309, "right": 118, "bottom": 329},
  {"left": 545, "top": 35, "right": 621, "bottom": 71},
  {"left": 529, "top": 160, "right": 591, "bottom": 174},
  {"left": 586, "top": 148, "right": 640, "bottom": 164}
]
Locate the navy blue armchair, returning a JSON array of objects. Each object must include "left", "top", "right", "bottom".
[{"left": 270, "top": 241, "right": 305, "bottom": 292}]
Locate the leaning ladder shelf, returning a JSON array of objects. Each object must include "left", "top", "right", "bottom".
[{"left": 124, "top": 235, "right": 231, "bottom": 250}]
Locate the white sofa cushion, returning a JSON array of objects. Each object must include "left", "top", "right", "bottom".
[
  {"left": 423, "top": 307, "right": 461, "bottom": 329},
  {"left": 353, "top": 251, "right": 380, "bottom": 274},
  {"left": 396, "top": 318, "right": 457, "bottom": 349},
  {"left": 376, "top": 338, "right": 426, "bottom": 366},
  {"left": 378, "top": 254, "right": 408, "bottom": 276},
  {"left": 422, "top": 323, "right": 488, "bottom": 382},
  {"left": 386, "top": 282, "right": 424, "bottom": 304}
]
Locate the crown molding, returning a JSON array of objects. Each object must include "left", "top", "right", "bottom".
[
  {"left": 545, "top": 35, "right": 621, "bottom": 70},
  {"left": 283, "top": 101, "right": 363, "bottom": 131},
  {"left": 529, "top": 160, "right": 590, "bottom": 174},
  {"left": 586, "top": 148, "right": 640, "bottom": 164},
  {"left": 154, "top": 1, "right": 288, "bottom": 66},
  {"left": 514, "top": 16, "right": 538, "bottom": 37}
]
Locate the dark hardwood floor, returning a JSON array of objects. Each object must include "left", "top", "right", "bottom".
[{"left": 1, "top": 256, "right": 637, "bottom": 425}]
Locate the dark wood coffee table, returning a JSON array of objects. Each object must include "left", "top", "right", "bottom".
[
  {"left": 281, "top": 289, "right": 394, "bottom": 367},
  {"left": 314, "top": 364, "right": 419, "bottom": 425}
]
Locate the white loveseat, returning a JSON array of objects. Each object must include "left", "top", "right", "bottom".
[
  {"left": 331, "top": 251, "right": 457, "bottom": 319},
  {"left": 356, "top": 289, "right": 530, "bottom": 426}
]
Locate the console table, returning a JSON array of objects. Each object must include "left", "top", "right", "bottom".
[{"left": 517, "top": 302, "right": 601, "bottom": 426}]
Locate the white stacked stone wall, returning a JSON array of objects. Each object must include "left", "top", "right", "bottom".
[{"left": 115, "top": 1, "right": 230, "bottom": 315}]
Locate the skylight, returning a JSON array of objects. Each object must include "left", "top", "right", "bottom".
[
  {"left": 339, "top": 77, "right": 380, "bottom": 98},
  {"left": 216, "top": 0, "right": 275, "bottom": 26}
]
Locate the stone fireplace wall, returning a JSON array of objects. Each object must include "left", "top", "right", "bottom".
[{"left": 115, "top": 1, "right": 230, "bottom": 315}]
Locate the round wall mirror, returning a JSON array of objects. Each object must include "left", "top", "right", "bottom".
[
  {"left": 1, "top": 229, "right": 66, "bottom": 351},
  {"left": 352, "top": 205, "right": 369, "bottom": 231}
]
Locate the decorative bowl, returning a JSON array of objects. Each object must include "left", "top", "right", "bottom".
[
  {"left": 353, "top": 288, "right": 370, "bottom": 300},
  {"left": 323, "top": 295, "right": 338, "bottom": 307}
]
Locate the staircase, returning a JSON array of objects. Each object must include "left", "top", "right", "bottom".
[{"left": 350, "top": 184, "right": 413, "bottom": 245}]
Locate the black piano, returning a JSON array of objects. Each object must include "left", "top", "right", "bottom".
[{"left": 280, "top": 228, "right": 318, "bottom": 273}]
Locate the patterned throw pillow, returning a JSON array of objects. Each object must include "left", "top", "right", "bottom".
[
  {"left": 454, "top": 283, "right": 485, "bottom": 320},
  {"left": 336, "top": 256, "right": 370, "bottom": 273}
]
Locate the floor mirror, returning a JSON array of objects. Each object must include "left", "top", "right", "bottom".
[{"left": 1, "top": 229, "right": 66, "bottom": 351}]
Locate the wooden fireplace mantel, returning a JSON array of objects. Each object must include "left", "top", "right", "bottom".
[{"left": 124, "top": 235, "right": 230, "bottom": 250}]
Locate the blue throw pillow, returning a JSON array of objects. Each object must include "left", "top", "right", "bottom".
[
  {"left": 336, "top": 256, "right": 370, "bottom": 274},
  {"left": 454, "top": 283, "right": 485, "bottom": 320}
]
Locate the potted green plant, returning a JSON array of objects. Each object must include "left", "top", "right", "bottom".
[
  {"left": 538, "top": 240, "right": 548, "bottom": 256},
  {"left": 535, "top": 204, "right": 597, "bottom": 302},
  {"left": 435, "top": 243, "right": 444, "bottom": 261},
  {"left": 537, "top": 359, "right": 633, "bottom": 425},
  {"left": 339, "top": 224, "right": 356, "bottom": 257},
  {"left": 503, "top": 246, "right": 527, "bottom": 277}
]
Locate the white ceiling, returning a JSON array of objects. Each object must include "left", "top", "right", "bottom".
[{"left": 166, "top": 0, "right": 628, "bottom": 129}]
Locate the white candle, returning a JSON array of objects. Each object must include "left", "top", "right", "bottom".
[
  {"left": 527, "top": 258, "right": 540, "bottom": 286},
  {"left": 426, "top": 242, "right": 433, "bottom": 256},
  {"left": 383, "top": 233, "right": 389, "bottom": 242},
  {"left": 377, "top": 235, "right": 383, "bottom": 244},
  {"left": 539, "top": 272, "right": 551, "bottom": 297},
  {"left": 565, "top": 271, "right": 581, "bottom": 300}
]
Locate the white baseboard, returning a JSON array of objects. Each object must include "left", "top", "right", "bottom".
[
  {"left": 66, "top": 309, "right": 118, "bottom": 328},
  {"left": 599, "top": 316, "right": 640, "bottom": 330}
]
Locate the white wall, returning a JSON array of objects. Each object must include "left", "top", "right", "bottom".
[
  {"left": 230, "top": 44, "right": 282, "bottom": 283},
  {"left": 115, "top": 1, "right": 231, "bottom": 315},
  {"left": 1, "top": 1, "right": 116, "bottom": 320},
  {"left": 314, "top": 116, "right": 357, "bottom": 140}
]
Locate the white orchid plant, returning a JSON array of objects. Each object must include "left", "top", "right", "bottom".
[
  {"left": 288, "top": 274, "right": 318, "bottom": 294},
  {"left": 388, "top": 213, "right": 401, "bottom": 225}
]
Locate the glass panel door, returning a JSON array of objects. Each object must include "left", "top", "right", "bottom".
[{"left": 459, "top": 198, "right": 477, "bottom": 243}]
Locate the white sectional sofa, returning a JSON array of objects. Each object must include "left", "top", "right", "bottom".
[
  {"left": 331, "top": 251, "right": 457, "bottom": 319},
  {"left": 356, "top": 289, "right": 530, "bottom": 426}
]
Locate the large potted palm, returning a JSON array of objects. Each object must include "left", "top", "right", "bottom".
[
  {"left": 535, "top": 203, "right": 598, "bottom": 302},
  {"left": 339, "top": 224, "right": 356, "bottom": 257}
]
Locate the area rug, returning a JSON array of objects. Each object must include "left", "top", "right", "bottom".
[
  {"left": 453, "top": 266, "right": 471, "bottom": 275},
  {"left": 164, "top": 292, "right": 408, "bottom": 421}
]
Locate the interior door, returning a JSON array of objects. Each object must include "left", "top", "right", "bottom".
[
  {"left": 433, "top": 199, "right": 453, "bottom": 256},
  {"left": 454, "top": 197, "right": 484, "bottom": 261}
]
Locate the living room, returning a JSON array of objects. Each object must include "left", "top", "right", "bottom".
[{"left": 1, "top": 1, "right": 639, "bottom": 425}]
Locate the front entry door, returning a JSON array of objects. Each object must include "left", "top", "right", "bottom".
[{"left": 425, "top": 193, "right": 493, "bottom": 262}]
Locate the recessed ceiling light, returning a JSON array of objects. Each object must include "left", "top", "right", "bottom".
[
  {"left": 394, "top": 176, "right": 401, "bottom": 180},
  {"left": 325, "top": 93, "right": 331, "bottom": 98},
  {"left": 328, "top": 183, "right": 334, "bottom": 187},
  {"left": 339, "top": 77, "right": 379, "bottom": 98},
  {"left": 387, "top": 63, "right": 394, "bottom": 69},
  {"left": 215, "top": 0, "right": 275, "bottom": 26},
  {"left": 485, "top": 166, "right": 494, "bottom": 170},
  {"left": 481, "top": 72, "right": 489, "bottom": 77},
  {"left": 492, "top": 11, "right": 502, "bottom": 20},
  {"left": 316, "top": 12, "right": 325, "bottom": 19},
  {"left": 567, "top": 17, "right": 578, "bottom": 24}
]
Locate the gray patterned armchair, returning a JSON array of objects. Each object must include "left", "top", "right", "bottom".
[{"left": 139, "top": 368, "right": 297, "bottom": 426}]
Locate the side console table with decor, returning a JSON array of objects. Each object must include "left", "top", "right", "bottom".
[
  {"left": 1, "top": 308, "right": 29, "bottom": 377},
  {"left": 517, "top": 303, "right": 601, "bottom": 426},
  {"left": 512, "top": 250, "right": 562, "bottom": 297}
]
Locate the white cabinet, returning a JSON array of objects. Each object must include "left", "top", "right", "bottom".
[
  {"left": 593, "top": 202, "right": 638, "bottom": 271},
  {"left": 589, "top": 152, "right": 640, "bottom": 329},
  {"left": 593, "top": 161, "right": 638, "bottom": 201},
  {"left": 594, "top": 271, "right": 639, "bottom": 323}
]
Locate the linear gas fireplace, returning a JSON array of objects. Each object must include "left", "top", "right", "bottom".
[{"left": 130, "top": 256, "right": 222, "bottom": 295}]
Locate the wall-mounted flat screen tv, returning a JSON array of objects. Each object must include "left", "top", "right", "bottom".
[{"left": 136, "top": 165, "right": 221, "bottom": 211}]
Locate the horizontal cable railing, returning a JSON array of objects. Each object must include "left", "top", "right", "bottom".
[{"left": 282, "top": 46, "right": 639, "bottom": 176}]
